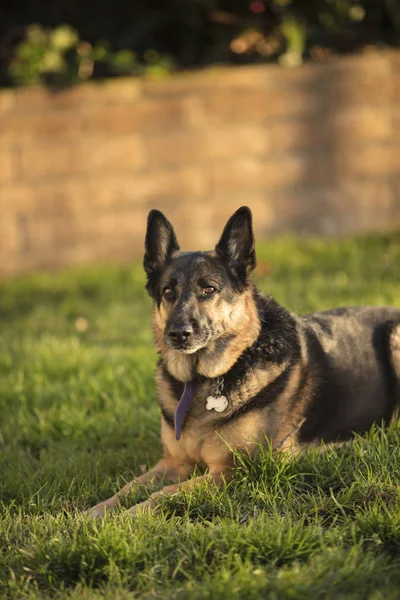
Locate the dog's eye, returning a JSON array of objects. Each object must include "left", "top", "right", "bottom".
[
  {"left": 203, "top": 286, "right": 216, "bottom": 295},
  {"left": 163, "top": 287, "right": 173, "bottom": 297}
]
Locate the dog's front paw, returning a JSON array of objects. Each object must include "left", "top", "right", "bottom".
[
  {"left": 87, "top": 501, "right": 115, "bottom": 518},
  {"left": 127, "top": 499, "right": 156, "bottom": 516}
]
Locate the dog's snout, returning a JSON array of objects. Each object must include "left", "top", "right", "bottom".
[{"left": 168, "top": 324, "right": 193, "bottom": 343}]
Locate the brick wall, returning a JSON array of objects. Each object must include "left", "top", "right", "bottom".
[{"left": 1, "top": 51, "right": 400, "bottom": 275}]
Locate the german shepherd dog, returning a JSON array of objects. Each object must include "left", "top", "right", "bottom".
[{"left": 89, "top": 207, "right": 400, "bottom": 517}]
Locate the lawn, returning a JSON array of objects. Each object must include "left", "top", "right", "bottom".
[{"left": 1, "top": 233, "right": 400, "bottom": 600}]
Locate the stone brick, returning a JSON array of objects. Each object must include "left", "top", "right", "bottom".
[
  {"left": 271, "top": 108, "right": 392, "bottom": 155},
  {"left": 143, "top": 52, "right": 392, "bottom": 98},
  {"left": 15, "top": 79, "right": 142, "bottom": 112},
  {"left": 19, "top": 143, "right": 77, "bottom": 180},
  {"left": 391, "top": 146, "right": 400, "bottom": 173},
  {"left": 335, "top": 144, "right": 395, "bottom": 177},
  {"left": 204, "top": 88, "right": 322, "bottom": 123},
  {"left": 392, "top": 109, "right": 400, "bottom": 136},
  {"left": 75, "top": 166, "right": 208, "bottom": 213},
  {"left": 143, "top": 71, "right": 211, "bottom": 97},
  {"left": 79, "top": 135, "right": 147, "bottom": 173},
  {"left": 148, "top": 131, "right": 203, "bottom": 167},
  {"left": 332, "top": 180, "right": 395, "bottom": 232},
  {"left": 0, "top": 149, "right": 17, "bottom": 183},
  {"left": 22, "top": 214, "right": 78, "bottom": 257},
  {"left": 0, "top": 90, "right": 15, "bottom": 113},
  {"left": 204, "top": 74, "right": 393, "bottom": 125},
  {"left": 180, "top": 95, "right": 207, "bottom": 128},
  {"left": 205, "top": 125, "right": 270, "bottom": 159},
  {"left": 0, "top": 209, "right": 20, "bottom": 263},
  {"left": 147, "top": 124, "right": 269, "bottom": 168},
  {"left": 1, "top": 180, "right": 81, "bottom": 218},
  {"left": 270, "top": 119, "right": 331, "bottom": 153},
  {"left": 335, "top": 77, "right": 392, "bottom": 107},
  {"left": 206, "top": 196, "right": 276, "bottom": 236},
  {"left": 211, "top": 154, "right": 331, "bottom": 194},
  {"left": 393, "top": 77, "right": 400, "bottom": 104},
  {"left": 391, "top": 179, "right": 400, "bottom": 213},
  {"left": 332, "top": 107, "right": 391, "bottom": 142},
  {"left": 83, "top": 99, "right": 185, "bottom": 134},
  {"left": 138, "top": 165, "right": 208, "bottom": 201},
  {"left": 0, "top": 183, "right": 31, "bottom": 214},
  {"left": 19, "top": 135, "right": 147, "bottom": 181},
  {"left": 143, "top": 65, "right": 268, "bottom": 98},
  {"left": 271, "top": 107, "right": 391, "bottom": 153},
  {"left": 259, "top": 179, "right": 396, "bottom": 236},
  {"left": 1, "top": 111, "right": 84, "bottom": 142}
]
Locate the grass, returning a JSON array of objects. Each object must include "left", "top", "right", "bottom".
[{"left": 1, "top": 233, "right": 400, "bottom": 599}]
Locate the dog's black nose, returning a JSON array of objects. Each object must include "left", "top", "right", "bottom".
[{"left": 168, "top": 324, "right": 193, "bottom": 343}]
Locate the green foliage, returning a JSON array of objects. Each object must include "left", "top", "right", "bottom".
[
  {"left": 10, "top": 24, "right": 77, "bottom": 86},
  {"left": 9, "top": 24, "right": 174, "bottom": 87},
  {"left": 279, "top": 16, "right": 307, "bottom": 67},
  {"left": 1, "top": 0, "right": 400, "bottom": 87},
  {"left": 1, "top": 233, "right": 400, "bottom": 598}
]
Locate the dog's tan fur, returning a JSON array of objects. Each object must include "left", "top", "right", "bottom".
[{"left": 153, "top": 288, "right": 260, "bottom": 381}]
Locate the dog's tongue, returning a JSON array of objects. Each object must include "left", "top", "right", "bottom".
[{"left": 174, "top": 382, "right": 196, "bottom": 441}]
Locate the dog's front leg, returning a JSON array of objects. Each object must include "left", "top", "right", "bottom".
[
  {"left": 88, "top": 456, "right": 192, "bottom": 518},
  {"left": 127, "top": 464, "right": 233, "bottom": 516}
]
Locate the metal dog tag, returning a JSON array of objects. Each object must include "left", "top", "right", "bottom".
[{"left": 206, "top": 395, "right": 228, "bottom": 412}]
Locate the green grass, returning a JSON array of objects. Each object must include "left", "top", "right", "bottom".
[{"left": 1, "top": 233, "right": 400, "bottom": 599}]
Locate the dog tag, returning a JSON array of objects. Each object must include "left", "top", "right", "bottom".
[{"left": 206, "top": 395, "right": 228, "bottom": 412}]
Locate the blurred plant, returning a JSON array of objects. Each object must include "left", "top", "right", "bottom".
[
  {"left": 227, "top": 0, "right": 397, "bottom": 68},
  {"left": 9, "top": 24, "right": 76, "bottom": 86},
  {"left": 3, "top": 0, "right": 400, "bottom": 88},
  {"left": 279, "top": 16, "right": 307, "bottom": 67},
  {"left": 9, "top": 24, "right": 175, "bottom": 87}
]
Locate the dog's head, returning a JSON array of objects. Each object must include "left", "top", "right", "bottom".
[{"left": 143, "top": 207, "right": 257, "bottom": 360}]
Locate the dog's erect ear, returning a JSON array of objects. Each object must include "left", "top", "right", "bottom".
[
  {"left": 143, "top": 210, "right": 179, "bottom": 286},
  {"left": 215, "top": 206, "right": 256, "bottom": 283}
]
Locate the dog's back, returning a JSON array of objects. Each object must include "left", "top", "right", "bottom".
[{"left": 299, "top": 306, "right": 400, "bottom": 442}]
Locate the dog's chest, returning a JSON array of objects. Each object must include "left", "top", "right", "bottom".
[
  {"left": 157, "top": 370, "right": 231, "bottom": 425},
  {"left": 157, "top": 363, "right": 287, "bottom": 464}
]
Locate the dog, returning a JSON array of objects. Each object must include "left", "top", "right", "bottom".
[{"left": 89, "top": 206, "right": 400, "bottom": 517}]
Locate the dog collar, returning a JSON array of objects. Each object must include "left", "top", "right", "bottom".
[
  {"left": 174, "top": 381, "right": 196, "bottom": 440},
  {"left": 174, "top": 376, "right": 227, "bottom": 441}
]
